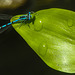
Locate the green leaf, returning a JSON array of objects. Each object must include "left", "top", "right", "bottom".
[{"left": 11, "top": 8, "right": 75, "bottom": 73}]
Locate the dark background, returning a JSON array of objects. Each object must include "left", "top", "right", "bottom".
[{"left": 0, "top": 0, "right": 75, "bottom": 75}]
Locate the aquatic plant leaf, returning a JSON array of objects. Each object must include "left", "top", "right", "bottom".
[{"left": 11, "top": 8, "right": 75, "bottom": 73}]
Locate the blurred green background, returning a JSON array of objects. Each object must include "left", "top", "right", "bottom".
[{"left": 0, "top": 0, "right": 75, "bottom": 75}]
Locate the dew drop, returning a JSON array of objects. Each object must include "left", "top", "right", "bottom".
[
  {"left": 38, "top": 41, "right": 47, "bottom": 56},
  {"left": 34, "top": 19, "right": 43, "bottom": 31},
  {"left": 68, "top": 19, "right": 73, "bottom": 27}
]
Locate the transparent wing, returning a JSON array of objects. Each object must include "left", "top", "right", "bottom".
[
  {"left": 0, "top": 25, "right": 12, "bottom": 34},
  {"left": 0, "top": 14, "right": 12, "bottom": 20},
  {"left": 0, "top": 14, "right": 13, "bottom": 34}
]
